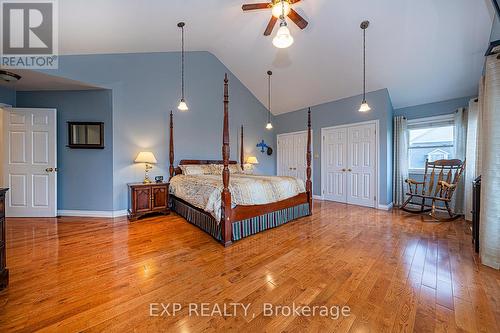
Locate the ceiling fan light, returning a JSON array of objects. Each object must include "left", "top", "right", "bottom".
[
  {"left": 358, "top": 101, "right": 371, "bottom": 112},
  {"left": 273, "top": 25, "right": 294, "bottom": 48},
  {"left": 178, "top": 99, "right": 189, "bottom": 111},
  {"left": 271, "top": 1, "right": 291, "bottom": 18},
  {"left": 0, "top": 70, "right": 21, "bottom": 82},
  {"left": 266, "top": 122, "right": 274, "bottom": 130}
]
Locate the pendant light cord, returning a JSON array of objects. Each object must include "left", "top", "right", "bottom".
[
  {"left": 181, "top": 24, "right": 185, "bottom": 100},
  {"left": 267, "top": 71, "right": 273, "bottom": 124},
  {"left": 363, "top": 27, "right": 366, "bottom": 101}
]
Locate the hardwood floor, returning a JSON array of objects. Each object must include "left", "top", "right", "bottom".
[{"left": 0, "top": 201, "right": 498, "bottom": 332}]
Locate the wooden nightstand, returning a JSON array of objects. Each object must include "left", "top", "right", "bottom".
[
  {"left": 0, "top": 188, "right": 9, "bottom": 290},
  {"left": 128, "top": 183, "right": 170, "bottom": 221}
]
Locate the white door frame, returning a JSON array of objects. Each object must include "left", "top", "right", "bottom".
[
  {"left": 321, "top": 120, "right": 380, "bottom": 209},
  {"left": 276, "top": 129, "right": 314, "bottom": 185}
]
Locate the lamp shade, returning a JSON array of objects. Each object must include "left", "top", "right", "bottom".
[
  {"left": 358, "top": 101, "right": 371, "bottom": 112},
  {"left": 273, "top": 25, "right": 294, "bottom": 49},
  {"left": 134, "top": 152, "right": 157, "bottom": 164},
  {"left": 246, "top": 156, "right": 259, "bottom": 164}
]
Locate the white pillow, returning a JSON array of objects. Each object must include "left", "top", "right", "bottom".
[
  {"left": 208, "top": 164, "right": 243, "bottom": 175},
  {"left": 180, "top": 165, "right": 209, "bottom": 175}
]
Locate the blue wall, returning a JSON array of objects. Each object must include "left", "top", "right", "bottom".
[
  {"left": 0, "top": 86, "right": 16, "bottom": 106},
  {"left": 491, "top": 15, "right": 500, "bottom": 42},
  {"left": 16, "top": 90, "right": 114, "bottom": 211},
  {"left": 35, "top": 51, "right": 275, "bottom": 211},
  {"left": 394, "top": 96, "right": 472, "bottom": 119},
  {"left": 275, "top": 89, "right": 393, "bottom": 206}
]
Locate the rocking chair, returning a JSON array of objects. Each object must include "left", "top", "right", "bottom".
[{"left": 401, "top": 159, "right": 466, "bottom": 221}]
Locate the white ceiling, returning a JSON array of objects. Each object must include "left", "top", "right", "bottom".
[{"left": 54, "top": 0, "right": 494, "bottom": 114}]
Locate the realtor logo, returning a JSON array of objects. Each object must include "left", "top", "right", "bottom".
[{"left": 1, "top": 0, "right": 58, "bottom": 68}]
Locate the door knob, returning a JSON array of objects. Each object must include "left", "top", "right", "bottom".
[
  {"left": 342, "top": 168, "right": 346, "bottom": 172},
  {"left": 45, "top": 168, "right": 53, "bottom": 172},
  {"left": 348, "top": 168, "right": 352, "bottom": 172},
  {"left": 54, "top": 168, "right": 59, "bottom": 172}
]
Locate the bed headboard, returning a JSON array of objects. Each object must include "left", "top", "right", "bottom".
[{"left": 174, "top": 159, "right": 238, "bottom": 175}]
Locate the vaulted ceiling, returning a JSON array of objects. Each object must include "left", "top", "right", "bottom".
[{"left": 57, "top": 0, "right": 493, "bottom": 114}]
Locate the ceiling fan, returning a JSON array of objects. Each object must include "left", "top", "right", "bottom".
[{"left": 242, "top": 0, "right": 308, "bottom": 36}]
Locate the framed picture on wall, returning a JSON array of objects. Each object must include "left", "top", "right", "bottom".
[{"left": 67, "top": 122, "right": 105, "bottom": 149}]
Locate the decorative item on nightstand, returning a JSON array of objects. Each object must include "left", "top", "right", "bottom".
[{"left": 134, "top": 152, "right": 157, "bottom": 184}]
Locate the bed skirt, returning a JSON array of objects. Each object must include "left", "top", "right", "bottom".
[{"left": 171, "top": 197, "right": 310, "bottom": 243}]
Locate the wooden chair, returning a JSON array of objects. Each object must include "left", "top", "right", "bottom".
[{"left": 401, "top": 159, "right": 466, "bottom": 221}]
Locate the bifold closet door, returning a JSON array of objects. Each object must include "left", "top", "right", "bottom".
[
  {"left": 278, "top": 133, "right": 296, "bottom": 178},
  {"left": 346, "top": 124, "right": 376, "bottom": 207},
  {"left": 323, "top": 128, "right": 348, "bottom": 202},
  {"left": 322, "top": 122, "right": 376, "bottom": 208},
  {"left": 277, "top": 132, "right": 308, "bottom": 182}
]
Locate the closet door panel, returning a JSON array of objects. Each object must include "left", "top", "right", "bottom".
[
  {"left": 323, "top": 128, "right": 347, "bottom": 203},
  {"left": 346, "top": 124, "right": 376, "bottom": 207},
  {"left": 294, "top": 132, "right": 307, "bottom": 183}
]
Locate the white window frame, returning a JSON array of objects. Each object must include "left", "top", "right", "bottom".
[{"left": 407, "top": 114, "right": 455, "bottom": 174}]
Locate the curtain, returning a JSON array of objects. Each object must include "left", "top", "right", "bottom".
[
  {"left": 393, "top": 116, "right": 408, "bottom": 207},
  {"left": 480, "top": 55, "right": 500, "bottom": 270},
  {"left": 464, "top": 98, "right": 480, "bottom": 221},
  {"left": 453, "top": 108, "right": 467, "bottom": 215}
]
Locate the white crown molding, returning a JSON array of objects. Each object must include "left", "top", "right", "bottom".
[{"left": 58, "top": 210, "right": 128, "bottom": 218}]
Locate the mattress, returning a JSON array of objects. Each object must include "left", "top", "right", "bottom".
[{"left": 169, "top": 174, "right": 306, "bottom": 221}]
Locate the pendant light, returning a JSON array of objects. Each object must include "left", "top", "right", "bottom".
[
  {"left": 359, "top": 20, "right": 371, "bottom": 112},
  {"left": 266, "top": 70, "right": 273, "bottom": 130},
  {"left": 273, "top": 1, "right": 294, "bottom": 49},
  {"left": 177, "top": 22, "right": 188, "bottom": 111}
]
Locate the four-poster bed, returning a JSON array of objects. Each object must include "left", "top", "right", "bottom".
[{"left": 168, "top": 74, "right": 312, "bottom": 246}]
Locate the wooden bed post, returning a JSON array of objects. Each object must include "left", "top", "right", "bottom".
[
  {"left": 221, "top": 74, "right": 233, "bottom": 246},
  {"left": 169, "top": 110, "right": 175, "bottom": 180},
  {"left": 240, "top": 125, "right": 244, "bottom": 170},
  {"left": 306, "top": 108, "right": 313, "bottom": 214}
]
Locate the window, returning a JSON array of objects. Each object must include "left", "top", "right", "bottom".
[{"left": 408, "top": 115, "right": 455, "bottom": 173}]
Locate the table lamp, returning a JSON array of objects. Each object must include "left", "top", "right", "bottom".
[
  {"left": 245, "top": 156, "right": 259, "bottom": 173},
  {"left": 135, "top": 152, "right": 157, "bottom": 184}
]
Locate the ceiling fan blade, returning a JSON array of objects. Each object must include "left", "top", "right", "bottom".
[
  {"left": 288, "top": 8, "right": 308, "bottom": 29},
  {"left": 264, "top": 16, "right": 278, "bottom": 36},
  {"left": 242, "top": 3, "right": 271, "bottom": 11}
]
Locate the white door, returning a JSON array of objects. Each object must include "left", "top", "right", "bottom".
[
  {"left": 277, "top": 131, "right": 309, "bottom": 183},
  {"left": 2, "top": 108, "right": 57, "bottom": 217},
  {"left": 321, "top": 122, "right": 377, "bottom": 208},
  {"left": 323, "top": 128, "right": 347, "bottom": 203},
  {"left": 295, "top": 133, "right": 307, "bottom": 182},
  {"left": 278, "top": 133, "right": 295, "bottom": 177},
  {"left": 346, "top": 124, "right": 376, "bottom": 207}
]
